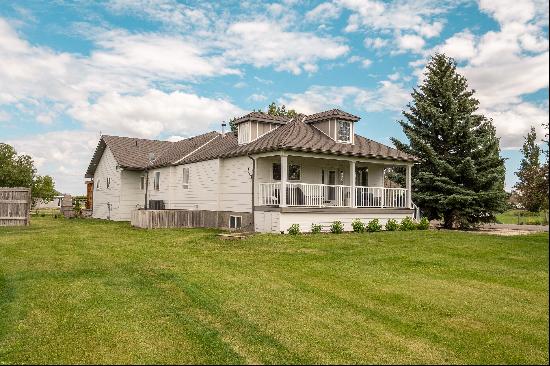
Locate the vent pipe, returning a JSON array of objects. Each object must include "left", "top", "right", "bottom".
[{"left": 221, "top": 121, "right": 227, "bottom": 137}]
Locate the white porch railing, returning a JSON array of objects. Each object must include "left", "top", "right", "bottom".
[
  {"left": 258, "top": 182, "right": 280, "bottom": 206},
  {"left": 355, "top": 186, "right": 407, "bottom": 208},
  {"left": 287, "top": 183, "right": 350, "bottom": 207},
  {"left": 258, "top": 183, "right": 408, "bottom": 208}
]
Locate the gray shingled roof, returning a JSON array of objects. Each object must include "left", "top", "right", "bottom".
[
  {"left": 216, "top": 117, "right": 415, "bottom": 161},
  {"left": 305, "top": 109, "right": 360, "bottom": 123},
  {"left": 150, "top": 131, "right": 219, "bottom": 167},
  {"left": 86, "top": 110, "right": 417, "bottom": 177},
  {"left": 231, "top": 111, "right": 291, "bottom": 125},
  {"left": 85, "top": 136, "right": 173, "bottom": 177}
]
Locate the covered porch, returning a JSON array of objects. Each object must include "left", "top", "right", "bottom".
[{"left": 254, "top": 152, "right": 413, "bottom": 209}]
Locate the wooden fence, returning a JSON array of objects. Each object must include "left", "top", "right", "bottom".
[
  {"left": 0, "top": 187, "right": 31, "bottom": 226},
  {"left": 131, "top": 209, "right": 253, "bottom": 231}
]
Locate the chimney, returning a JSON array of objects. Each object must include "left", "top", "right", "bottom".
[{"left": 221, "top": 121, "right": 227, "bottom": 137}]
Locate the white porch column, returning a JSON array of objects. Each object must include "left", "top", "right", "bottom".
[
  {"left": 406, "top": 164, "right": 412, "bottom": 209},
  {"left": 280, "top": 154, "right": 287, "bottom": 207},
  {"left": 349, "top": 160, "right": 356, "bottom": 208}
]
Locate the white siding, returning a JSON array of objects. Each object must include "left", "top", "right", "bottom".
[
  {"left": 92, "top": 147, "right": 123, "bottom": 220},
  {"left": 254, "top": 211, "right": 281, "bottom": 233},
  {"left": 119, "top": 170, "right": 145, "bottom": 219},
  {"left": 219, "top": 156, "right": 253, "bottom": 212},
  {"left": 169, "top": 160, "right": 219, "bottom": 210},
  {"left": 147, "top": 166, "right": 172, "bottom": 203},
  {"left": 278, "top": 211, "right": 413, "bottom": 233}
]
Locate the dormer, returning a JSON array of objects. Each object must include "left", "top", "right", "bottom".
[
  {"left": 233, "top": 112, "right": 291, "bottom": 145},
  {"left": 305, "top": 109, "right": 360, "bottom": 144}
]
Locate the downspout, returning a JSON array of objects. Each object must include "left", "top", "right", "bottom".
[
  {"left": 144, "top": 169, "right": 149, "bottom": 210},
  {"left": 247, "top": 154, "right": 255, "bottom": 231}
]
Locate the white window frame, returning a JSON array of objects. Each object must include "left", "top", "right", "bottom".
[
  {"left": 337, "top": 120, "right": 352, "bottom": 143},
  {"left": 154, "top": 171, "right": 160, "bottom": 191},
  {"left": 182, "top": 167, "right": 190, "bottom": 189},
  {"left": 229, "top": 215, "right": 242, "bottom": 229}
]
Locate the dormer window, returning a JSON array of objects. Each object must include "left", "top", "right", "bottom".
[
  {"left": 238, "top": 122, "right": 251, "bottom": 144},
  {"left": 337, "top": 120, "right": 351, "bottom": 143}
]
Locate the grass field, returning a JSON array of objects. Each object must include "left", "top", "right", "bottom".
[
  {"left": 496, "top": 209, "right": 549, "bottom": 225},
  {"left": 0, "top": 217, "right": 548, "bottom": 364}
]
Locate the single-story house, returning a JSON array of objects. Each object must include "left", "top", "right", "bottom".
[{"left": 85, "top": 109, "right": 417, "bottom": 232}]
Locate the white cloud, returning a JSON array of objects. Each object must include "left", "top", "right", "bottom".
[
  {"left": 437, "top": 30, "right": 477, "bottom": 60},
  {"left": 90, "top": 31, "right": 240, "bottom": 82},
  {"left": 482, "top": 101, "right": 549, "bottom": 150},
  {"left": 247, "top": 93, "right": 268, "bottom": 102},
  {"left": 68, "top": 89, "right": 244, "bottom": 138},
  {"left": 106, "top": 0, "right": 211, "bottom": 30},
  {"left": 364, "top": 37, "right": 389, "bottom": 49},
  {"left": 396, "top": 34, "right": 426, "bottom": 52},
  {"left": 361, "top": 59, "right": 373, "bottom": 68},
  {"left": 424, "top": 0, "right": 549, "bottom": 149},
  {"left": 8, "top": 130, "right": 100, "bottom": 195},
  {"left": 347, "top": 56, "right": 372, "bottom": 68},
  {"left": 223, "top": 21, "right": 349, "bottom": 75},
  {"left": 305, "top": 2, "right": 341, "bottom": 22},
  {"left": 280, "top": 81, "right": 411, "bottom": 115}
]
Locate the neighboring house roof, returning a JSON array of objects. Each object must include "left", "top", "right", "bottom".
[{"left": 86, "top": 109, "right": 417, "bottom": 177}]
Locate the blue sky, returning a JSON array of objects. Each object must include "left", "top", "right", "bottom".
[{"left": 1, "top": 0, "right": 548, "bottom": 194}]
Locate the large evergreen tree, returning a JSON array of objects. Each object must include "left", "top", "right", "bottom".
[
  {"left": 391, "top": 54, "right": 507, "bottom": 229},
  {"left": 514, "top": 127, "right": 547, "bottom": 212}
]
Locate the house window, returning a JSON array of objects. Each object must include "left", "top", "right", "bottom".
[
  {"left": 140, "top": 176, "right": 145, "bottom": 190},
  {"left": 106, "top": 177, "right": 111, "bottom": 189},
  {"left": 288, "top": 164, "right": 301, "bottom": 181},
  {"left": 182, "top": 167, "right": 190, "bottom": 189},
  {"left": 272, "top": 163, "right": 281, "bottom": 180},
  {"left": 238, "top": 122, "right": 250, "bottom": 144},
  {"left": 96, "top": 179, "right": 100, "bottom": 190},
  {"left": 273, "top": 163, "right": 301, "bottom": 181},
  {"left": 356, "top": 168, "right": 368, "bottom": 186},
  {"left": 230, "top": 215, "right": 242, "bottom": 229},
  {"left": 337, "top": 121, "right": 351, "bottom": 142},
  {"left": 154, "top": 171, "right": 160, "bottom": 191}
]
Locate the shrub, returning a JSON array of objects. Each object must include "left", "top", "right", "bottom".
[
  {"left": 288, "top": 224, "right": 301, "bottom": 235},
  {"left": 330, "top": 221, "right": 344, "bottom": 234},
  {"left": 311, "top": 223, "right": 322, "bottom": 233},
  {"left": 417, "top": 217, "right": 430, "bottom": 230},
  {"left": 351, "top": 219, "right": 365, "bottom": 233},
  {"left": 400, "top": 216, "right": 417, "bottom": 231},
  {"left": 385, "top": 219, "right": 399, "bottom": 231},
  {"left": 366, "top": 218, "right": 382, "bottom": 232}
]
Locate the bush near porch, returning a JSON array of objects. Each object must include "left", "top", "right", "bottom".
[{"left": 0, "top": 217, "right": 548, "bottom": 364}]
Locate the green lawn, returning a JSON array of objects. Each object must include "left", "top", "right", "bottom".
[
  {"left": 496, "top": 209, "right": 549, "bottom": 225},
  {"left": 0, "top": 217, "right": 548, "bottom": 364}
]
